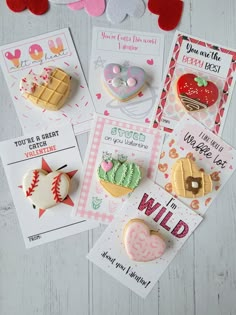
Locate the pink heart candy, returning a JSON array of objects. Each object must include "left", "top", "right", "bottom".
[
  {"left": 101, "top": 161, "right": 113, "bottom": 172},
  {"left": 124, "top": 220, "right": 166, "bottom": 262}
]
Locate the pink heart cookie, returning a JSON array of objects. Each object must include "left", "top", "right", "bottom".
[
  {"left": 101, "top": 160, "right": 113, "bottom": 172},
  {"left": 123, "top": 219, "right": 166, "bottom": 262},
  {"left": 103, "top": 63, "right": 146, "bottom": 102}
]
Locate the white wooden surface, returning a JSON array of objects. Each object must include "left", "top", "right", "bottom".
[{"left": 0, "top": 1, "right": 236, "bottom": 314}]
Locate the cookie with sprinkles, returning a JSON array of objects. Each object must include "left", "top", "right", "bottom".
[{"left": 176, "top": 73, "right": 219, "bottom": 112}]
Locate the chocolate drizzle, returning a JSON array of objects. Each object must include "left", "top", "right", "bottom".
[
  {"left": 180, "top": 94, "right": 208, "bottom": 112},
  {"left": 186, "top": 176, "right": 202, "bottom": 194}
]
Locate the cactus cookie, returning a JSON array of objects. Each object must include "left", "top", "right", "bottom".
[{"left": 97, "top": 159, "right": 142, "bottom": 197}]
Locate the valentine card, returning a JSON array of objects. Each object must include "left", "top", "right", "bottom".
[
  {"left": 87, "top": 179, "right": 202, "bottom": 298},
  {"left": 89, "top": 27, "right": 164, "bottom": 126},
  {"left": 0, "top": 28, "right": 95, "bottom": 135},
  {"left": 74, "top": 114, "right": 164, "bottom": 224},
  {"left": 0, "top": 124, "right": 98, "bottom": 248},
  {"left": 152, "top": 31, "right": 236, "bottom": 135},
  {"left": 156, "top": 114, "right": 236, "bottom": 215}
]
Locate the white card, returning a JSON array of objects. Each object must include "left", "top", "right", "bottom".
[
  {"left": 0, "top": 28, "right": 95, "bottom": 135},
  {"left": 89, "top": 27, "right": 164, "bottom": 125},
  {"left": 0, "top": 124, "right": 98, "bottom": 248},
  {"left": 74, "top": 114, "right": 164, "bottom": 224},
  {"left": 87, "top": 179, "right": 202, "bottom": 298},
  {"left": 156, "top": 114, "right": 236, "bottom": 215}
]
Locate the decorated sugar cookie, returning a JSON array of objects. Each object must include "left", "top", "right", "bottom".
[
  {"left": 97, "top": 158, "right": 141, "bottom": 197},
  {"left": 23, "top": 169, "right": 71, "bottom": 209},
  {"left": 176, "top": 73, "right": 219, "bottom": 112},
  {"left": 103, "top": 63, "right": 146, "bottom": 102},
  {"left": 20, "top": 67, "right": 71, "bottom": 111},
  {"left": 123, "top": 219, "right": 166, "bottom": 262},
  {"left": 171, "top": 158, "right": 213, "bottom": 198}
]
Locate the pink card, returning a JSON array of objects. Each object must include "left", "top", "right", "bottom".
[
  {"left": 74, "top": 114, "right": 164, "bottom": 224},
  {"left": 152, "top": 31, "right": 236, "bottom": 135}
]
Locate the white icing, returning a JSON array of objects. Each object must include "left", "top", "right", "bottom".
[
  {"left": 111, "top": 77, "right": 123, "bottom": 88},
  {"left": 192, "top": 182, "right": 199, "bottom": 188}
]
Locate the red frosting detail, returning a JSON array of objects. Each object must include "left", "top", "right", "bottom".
[
  {"left": 177, "top": 73, "right": 219, "bottom": 106},
  {"left": 51, "top": 173, "right": 63, "bottom": 203},
  {"left": 26, "top": 170, "right": 39, "bottom": 197}
]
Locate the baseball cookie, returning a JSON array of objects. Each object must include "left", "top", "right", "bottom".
[
  {"left": 20, "top": 67, "right": 71, "bottom": 110},
  {"left": 97, "top": 158, "right": 142, "bottom": 197},
  {"left": 103, "top": 63, "right": 146, "bottom": 101},
  {"left": 123, "top": 219, "right": 166, "bottom": 262},
  {"left": 176, "top": 74, "right": 219, "bottom": 112},
  {"left": 23, "top": 169, "right": 70, "bottom": 209},
  {"left": 171, "top": 158, "right": 213, "bottom": 198}
]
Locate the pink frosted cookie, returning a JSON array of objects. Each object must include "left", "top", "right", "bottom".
[
  {"left": 123, "top": 219, "right": 166, "bottom": 262},
  {"left": 23, "top": 169, "right": 70, "bottom": 209},
  {"left": 103, "top": 63, "right": 146, "bottom": 101}
]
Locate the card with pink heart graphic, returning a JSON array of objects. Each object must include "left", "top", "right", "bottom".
[
  {"left": 87, "top": 178, "right": 202, "bottom": 298},
  {"left": 89, "top": 27, "right": 164, "bottom": 126},
  {"left": 0, "top": 124, "right": 98, "bottom": 248}
]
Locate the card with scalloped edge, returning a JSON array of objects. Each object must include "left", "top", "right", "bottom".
[
  {"left": 103, "top": 63, "right": 146, "bottom": 102},
  {"left": 23, "top": 169, "right": 71, "bottom": 209},
  {"left": 106, "top": 0, "right": 145, "bottom": 24},
  {"left": 67, "top": 0, "right": 105, "bottom": 16}
]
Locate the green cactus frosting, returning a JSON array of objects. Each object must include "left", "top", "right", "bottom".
[{"left": 98, "top": 159, "right": 141, "bottom": 189}]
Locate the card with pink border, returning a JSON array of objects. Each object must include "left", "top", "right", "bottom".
[
  {"left": 156, "top": 114, "right": 236, "bottom": 216},
  {"left": 0, "top": 28, "right": 95, "bottom": 135},
  {"left": 152, "top": 31, "right": 236, "bottom": 135},
  {"left": 74, "top": 114, "right": 164, "bottom": 224},
  {"left": 87, "top": 179, "right": 202, "bottom": 298}
]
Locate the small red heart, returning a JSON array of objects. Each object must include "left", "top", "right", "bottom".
[
  {"left": 147, "top": 59, "right": 154, "bottom": 65},
  {"left": 7, "top": 0, "right": 49, "bottom": 15},
  {"left": 96, "top": 93, "right": 101, "bottom": 100},
  {"left": 164, "top": 173, "right": 169, "bottom": 179},
  {"left": 138, "top": 91, "right": 144, "bottom": 97},
  {"left": 145, "top": 118, "right": 150, "bottom": 123},
  {"left": 104, "top": 110, "right": 110, "bottom": 116}
]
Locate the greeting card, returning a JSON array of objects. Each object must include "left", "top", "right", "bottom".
[
  {"left": 89, "top": 27, "right": 164, "bottom": 125},
  {"left": 152, "top": 31, "right": 236, "bottom": 135},
  {"left": 156, "top": 114, "right": 236, "bottom": 215},
  {"left": 74, "top": 114, "right": 164, "bottom": 224},
  {"left": 87, "top": 179, "right": 202, "bottom": 298},
  {"left": 0, "top": 124, "right": 98, "bottom": 248},
  {"left": 0, "top": 28, "right": 95, "bottom": 135}
]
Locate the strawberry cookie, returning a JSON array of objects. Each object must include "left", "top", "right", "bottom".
[
  {"left": 176, "top": 74, "right": 219, "bottom": 112},
  {"left": 103, "top": 63, "right": 146, "bottom": 102},
  {"left": 123, "top": 219, "right": 166, "bottom": 262}
]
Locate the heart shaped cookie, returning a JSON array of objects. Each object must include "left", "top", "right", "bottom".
[
  {"left": 23, "top": 169, "right": 70, "bottom": 209},
  {"left": 103, "top": 63, "right": 146, "bottom": 102},
  {"left": 123, "top": 219, "right": 166, "bottom": 262},
  {"left": 171, "top": 158, "right": 213, "bottom": 198},
  {"left": 20, "top": 67, "right": 70, "bottom": 111},
  {"left": 67, "top": 0, "right": 105, "bottom": 16},
  {"left": 177, "top": 74, "right": 219, "bottom": 112}
]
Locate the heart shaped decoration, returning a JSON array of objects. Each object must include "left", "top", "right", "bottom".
[
  {"left": 106, "top": 0, "right": 145, "bottom": 24},
  {"left": 177, "top": 74, "right": 219, "bottom": 112},
  {"left": 67, "top": 0, "right": 105, "bottom": 16},
  {"left": 101, "top": 161, "right": 113, "bottom": 172},
  {"left": 171, "top": 158, "right": 213, "bottom": 198},
  {"left": 23, "top": 169, "right": 70, "bottom": 209},
  {"left": 123, "top": 219, "right": 166, "bottom": 262},
  {"left": 148, "top": 0, "right": 183, "bottom": 31},
  {"left": 6, "top": 0, "right": 49, "bottom": 15},
  {"left": 20, "top": 67, "right": 70, "bottom": 111},
  {"left": 103, "top": 63, "right": 146, "bottom": 102}
]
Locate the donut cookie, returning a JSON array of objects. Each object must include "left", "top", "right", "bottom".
[
  {"left": 103, "top": 63, "right": 146, "bottom": 102},
  {"left": 23, "top": 169, "right": 70, "bottom": 209},
  {"left": 20, "top": 67, "right": 70, "bottom": 111},
  {"left": 123, "top": 219, "right": 166, "bottom": 262},
  {"left": 97, "top": 159, "right": 141, "bottom": 197},
  {"left": 171, "top": 158, "right": 213, "bottom": 198},
  {"left": 176, "top": 74, "right": 219, "bottom": 112}
]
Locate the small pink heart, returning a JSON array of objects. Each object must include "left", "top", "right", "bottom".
[
  {"left": 145, "top": 118, "right": 150, "bottom": 123},
  {"left": 147, "top": 59, "right": 154, "bottom": 65},
  {"left": 104, "top": 110, "right": 110, "bottom": 116},
  {"left": 96, "top": 93, "right": 101, "bottom": 100},
  {"left": 138, "top": 91, "right": 144, "bottom": 97},
  {"left": 229, "top": 165, "right": 233, "bottom": 170},
  {"left": 164, "top": 173, "right": 169, "bottom": 179},
  {"left": 180, "top": 147, "right": 184, "bottom": 150},
  {"left": 101, "top": 161, "right": 113, "bottom": 172}
]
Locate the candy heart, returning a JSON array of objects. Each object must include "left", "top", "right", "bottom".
[
  {"left": 103, "top": 63, "right": 146, "bottom": 102},
  {"left": 106, "top": 0, "right": 145, "bottom": 24},
  {"left": 148, "top": 0, "right": 183, "bottom": 31},
  {"left": 171, "top": 158, "right": 213, "bottom": 198},
  {"left": 101, "top": 161, "right": 113, "bottom": 172},
  {"left": 23, "top": 169, "right": 70, "bottom": 209},
  {"left": 67, "top": 0, "right": 105, "bottom": 17},
  {"left": 20, "top": 67, "right": 70, "bottom": 111},
  {"left": 6, "top": 0, "right": 49, "bottom": 15},
  {"left": 123, "top": 219, "right": 166, "bottom": 262},
  {"left": 177, "top": 74, "right": 219, "bottom": 112}
]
